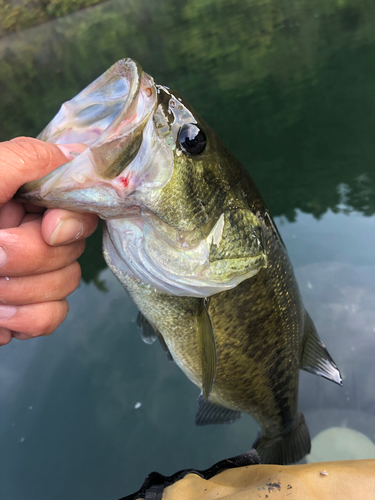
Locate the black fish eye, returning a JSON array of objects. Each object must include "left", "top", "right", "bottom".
[{"left": 178, "top": 123, "right": 207, "bottom": 155}]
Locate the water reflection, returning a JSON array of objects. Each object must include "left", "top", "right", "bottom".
[
  {"left": 0, "top": 269, "right": 257, "bottom": 499},
  {"left": 1, "top": 0, "right": 375, "bottom": 498},
  {"left": 281, "top": 210, "right": 375, "bottom": 460},
  {"left": 1, "top": 210, "right": 374, "bottom": 499}
]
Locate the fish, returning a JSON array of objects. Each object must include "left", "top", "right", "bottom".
[{"left": 17, "top": 58, "right": 342, "bottom": 465}]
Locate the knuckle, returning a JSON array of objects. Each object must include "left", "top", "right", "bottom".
[
  {"left": 52, "top": 299, "right": 69, "bottom": 328},
  {"left": 0, "top": 328, "right": 12, "bottom": 345},
  {"left": 55, "top": 262, "right": 81, "bottom": 296},
  {"left": 33, "top": 316, "right": 53, "bottom": 336},
  {"left": 70, "top": 261, "right": 82, "bottom": 288},
  {"left": 34, "top": 302, "right": 67, "bottom": 335}
]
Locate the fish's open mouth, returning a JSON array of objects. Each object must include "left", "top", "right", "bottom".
[
  {"left": 38, "top": 59, "right": 156, "bottom": 159},
  {"left": 17, "top": 59, "right": 158, "bottom": 217}
]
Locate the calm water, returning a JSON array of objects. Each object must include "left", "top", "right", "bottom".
[{"left": 1, "top": 0, "right": 375, "bottom": 498}]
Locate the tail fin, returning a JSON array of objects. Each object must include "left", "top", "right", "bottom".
[{"left": 253, "top": 413, "right": 311, "bottom": 465}]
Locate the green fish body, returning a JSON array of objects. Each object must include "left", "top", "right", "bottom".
[{"left": 17, "top": 59, "right": 341, "bottom": 464}]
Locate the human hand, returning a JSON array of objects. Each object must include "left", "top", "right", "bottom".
[{"left": 0, "top": 137, "right": 99, "bottom": 346}]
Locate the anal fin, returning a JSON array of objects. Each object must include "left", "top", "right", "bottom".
[
  {"left": 301, "top": 312, "right": 342, "bottom": 385},
  {"left": 137, "top": 311, "right": 173, "bottom": 361},
  {"left": 195, "top": 393, "right": 241, "bottom": 426}
]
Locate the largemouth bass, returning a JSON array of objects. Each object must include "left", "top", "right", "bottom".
[{"left": 17, "top": 59, "right": 341, "bottom": 464}]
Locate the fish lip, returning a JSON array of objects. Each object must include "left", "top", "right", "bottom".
[
  {"left": 16, "top": 153, "right": 135, "bottom": 220},
  {"left": 16, "top": 180, "right": 122, "bottom": 218}
]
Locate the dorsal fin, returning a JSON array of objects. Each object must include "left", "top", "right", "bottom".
[
  {"left": 300, "top": 312, "right": 342, "bottom": 385},
  {"left": 195, "top": 393, "right": 241, "bottom": 426},
  {"left": 196, "top": 298, "right": 217, "bottom": 400},
  {"left": 137, "top": 311, "right": 173, "bottom": 361}
]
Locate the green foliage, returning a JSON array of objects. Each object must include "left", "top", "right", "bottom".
[
  {"left": 46, "top": 0, "right": 103, "bottom": 17},
  {"left": 0, "top": 0, "right": 106, "bottom": 36},
  {"left": 0, "top": 1, "right": 46, "bottom": 35}
]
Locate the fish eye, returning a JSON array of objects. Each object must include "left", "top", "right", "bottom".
[{"left": 178, "top": 124, "right": 207, "bottom": 155}]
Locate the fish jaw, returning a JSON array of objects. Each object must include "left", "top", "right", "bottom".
[
  {"left": 16, "top": 151, "right": 125, "bottom": 218},
  {"left": 16, "top": 115, "right": 174, "bottom": 218}
]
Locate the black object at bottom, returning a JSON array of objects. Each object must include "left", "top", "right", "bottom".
[{"left": 119, "top": 449, "right": 261, "bottom": 500}]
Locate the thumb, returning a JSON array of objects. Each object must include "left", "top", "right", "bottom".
[{"left": 0, "top": 137, "right": 82, "bottom": 206}]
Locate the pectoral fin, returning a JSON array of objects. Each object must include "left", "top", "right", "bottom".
[
  {"left": 195, "top": 393, "right": 241, "bottom": 426},
  {"left": 137, "top": 311, "right": 173, "bottom": 361},
  {"left": 300, "top": 313, "right": 342, "bottom": 385},
  {"left": 196, "top": 298, "right": 217, "bottom": 400}
]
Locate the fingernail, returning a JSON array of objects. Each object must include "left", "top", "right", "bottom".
[
  {"left": 50, "top": 219, "right": 83, "bottom": 245},
  {"left": 0, "top": 305, "right": 17, "bottom": 320},
  {"left": 0, "top": 246, "right": 7, "bottom": 268}
]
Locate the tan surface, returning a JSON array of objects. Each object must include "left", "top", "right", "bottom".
[{"left": 162, "top": 460, "right": 375, "bottom": 500}]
